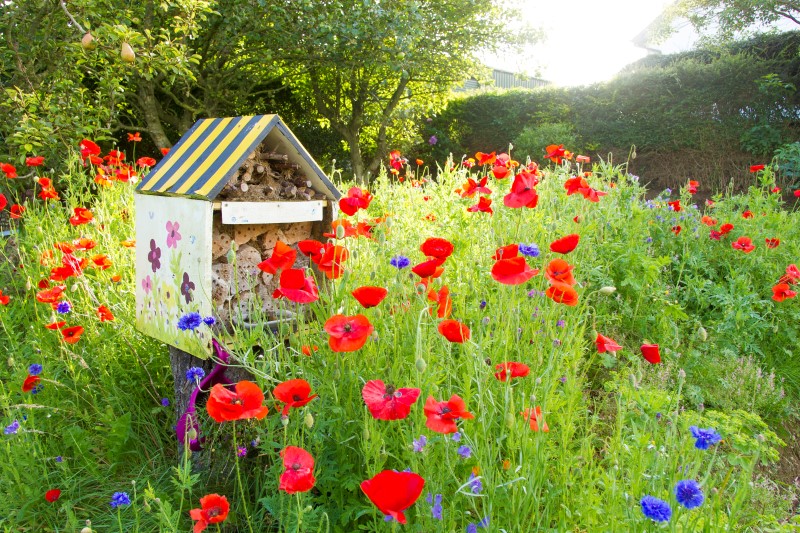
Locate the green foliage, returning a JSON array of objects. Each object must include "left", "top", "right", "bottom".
[
  {"left": 772, "top": 141, "right": 800, "bottom": 186},
  {"left": 668, "top": 0, "right": 799, "bottom": 43},
  {"left": 512, "top": 122, "right": 579, "bottom": 162}
]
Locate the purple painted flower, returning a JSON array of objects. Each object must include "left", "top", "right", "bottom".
[
  {"left": 147, "top": 239, "right": 161, "bottom": 272},
  {"left": 142, "top": 275, "right": 152, "bottom": 294},
  {"left": 166, "top": 221, "right": 182, "bottom": 249},
  {"left": 180, "top": 272, "right": 195, "bottom": 304}
]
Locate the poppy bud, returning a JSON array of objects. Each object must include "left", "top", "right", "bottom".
[
  {"left": 697, "top": 326, "right": 707, "bottom": 342},
  {"left": 378, "top": 232, "right": 386, "bottom": 246},
  {"left": 187, "top": 427, "right": 198, "bottom": 442},
  {"left": 120, "top": 42, "right": 136, "bottom": 63},
  {"left": 335, "top": 223, "right": 346, "bottom": 239},
  {"left": 362, "top": 427, "right": 370, "bottom": 441},
  {"left": 415, "top": 357, "right": 427, "bottom": 373},
  {"left": 7, "top": 357, "right": 14, "bottom": 367},
  {"left": 304, "top": 412, "right": 314, "bottom": 428},
  {"left": 25, "top": 278, "right": 32, "bottom": 291},
  {"left": 599, "top": 286, "right": 616, "bottom": 295},
  {"left": 81, "top": 521, "right": 93, "bottom": 533},
  {"left": 505, "top": 411, "right": 515, "bottom": 429},
  {"left": 226, "top": 246, "right": 236, "bottom": 263},
  {"left": 81, "top": 32, "right": 96, "bottom": 50},
  {"left": 143, "top": 501, "right": 151, "bottom": 513},
  {"left": 281, "top": 415, "right": 289, "bottom": 427}
]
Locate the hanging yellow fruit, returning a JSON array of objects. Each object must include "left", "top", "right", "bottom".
[
  {"left": 120, "top": 42, "right": 135, "bottom": 64},
  {"left": 81, "top": 32, "right": 96, "bottom": 51}
]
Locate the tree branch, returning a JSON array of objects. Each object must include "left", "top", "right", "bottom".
[{"left": 59, "top": 0, "right": 86, "bottom": 34}]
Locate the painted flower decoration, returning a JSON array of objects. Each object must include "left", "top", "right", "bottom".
[
  {"left": 206, "top": 380, "right": 269, "bottom": 422},
  {"left": 360, "top": 470, "right": 425, "bottom": 524},
  {"left": 165, "top": 221, "right": 181, "bottom": 248},
  {"left": 324, "top": 314, "right": 374, "bottom": 352},
  {"left": 190, "top": 494, "right": 230, "bottom": 533},
  {"left": 423, "top": 394, "right": 474, "bottom": 433},
  {"left": 279, "top": 446, "right": 316, "bottom": 494},
  {"left": 148, "top": 239, "right": 162, "bottom": 272},
  {"left": 180, "top": 272, "right": 195, "bottom": 304},
  {"left": 362, "top": 380, "right": 421, "bottom": 420}
]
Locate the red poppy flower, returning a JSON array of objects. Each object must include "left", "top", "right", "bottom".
[
  {"left": 780, "top": 264, "right": 800, "bottom": 284},
  {"left": 190, "top": 494, "right": 230, "bottom": 533},
  {"left": 45, "top": 489, "right": 61, "bottom": 503},
  {"left": 61, "top": 325, "right": 84, "bottom": 344},
  {"left": 709, "top": 230, "right": 722, "bottom": 240},
  {"left": 272, "top": 268, "right": 319, "bottom": 304},
  {"left": 668, "top": 200, "right": 681, "bottom": 212},
  {"left": 206, "top": 380, "right": 269, "bottom": 422},
  {"left": 92, "top": 254, "right": 112, "bottom": 270},
  {"left": 362, "top": 380, "right": 421, "bottom": 420},
  {"left": 503, "top": 170, "right": 539, "bottom": 208},
  {"left": 0, "top": 290, "right": 9, "bottom": 305},
  {"left": 701, "top": 216, "right": 717, "bottom": 226},
  {"left": 317, "top": 244, "right": 349, "bottom": 279},
  {"left": 427, "top": 285, "right": 452, "bottom": 318},
  {"left": 257, "top": 241, "right": 297, "bottom": 274},
  {"left": 749, "top": 164, "right": 765, "bottom": 172},
  {"left": 161, "top": 147, "right": 170, "bottom": 155},
  {"left": 0, "top": 193, "right": 6, "bottom": 212},
  {"left": 36, "top": 285, "right": 65, "bottom": 303},
  {"left": 420, "top": 237, "right": 454, "bottom": 259},
  {"left": 795, "top": 190, "right": 800, "bottom": 198},
  {"left": 352, "top": 286, "right": 388, "bottom": 308},
  {"left": 26, "top": 156, "right": 45, "bottom": 167},
  {"left": 491, "top": 257, "right": 538, "bottom": 285},
  {"left": 545, "top": 259, "right": 575, "bottom": 286},
  {"left": 492, "top": 244, "right": 519, "bottom": 260},
  {"left": 279, "top": 446, "right": 316, "bottom": 494},
  {"left": 324, "top": 314, "right": 374, "bottom": 352},
  {"left": 2, "top": 163, "right": 18, "bottom": 178},
  {"left": 324, "top": 219, "right": 358, "bottom": 239},
  {"left": 339, "top": 187, "right": 373, "bottom": 216},
  {"left": 424, "top": 394, "right": 474, "bottom": 433},
  {"left": 37, "top": 183, "right": 59, "bottom": 200},
  {"left": 719, "top": 223, "right": 733, "bottom": 235},
  {"left": 549, "top": 234, "right": 579, "bottom": 254},
  {"left": 438, "top": 319, "right": 470, "bottom": 343},
  {"left": 298, "top": 239, "right": 325, "bottom": 263},
  {"left": 97, "top": 305, "right": 115, "bottom": 322},
  {"left": 595, "top": 333, "right": 622, "bottom": 353},
  {"left": 765, "top": 238, "right": 780, "bottom": 249},
  {"left": 9, "top": 204, "right": 24, "bottom": 219},
  {"left": 69, "top": 207, "right": 93, "bottom": 226},
  {"left": 492, "top": 163, "right": 510, "bottom": 179},
  {"left": 136, "top": 156, "right": 157, "bottom": 167},
  {"left": 361, "top": 470, "right": 425, "bottom": 524},
  {"left": 467, "top": 196, "right": 493, "bottom": 214},
  {"left": 686, "top": 180, "right": 698, "bottom": 194},
  {"left": 22, "top": 374, "right": 40, "bottom": 392},
  {"left": 389, "top": 150, "right": 405, "bottom": 170},
  {"left": 545, "top": 282, "right": 579, "bottom": 306},
  {"left": 772, "top": 283, "right": 797, "bottom": 302},
  {"left": 494, "top": 362, "right": 530, "bottom": 381},
  {"left": 640, "top": 344, "right": 661, "bottom": 364},
  {"left": 672, "top": 225, "right": 682, "bottom": 235},
  {"left": 79, "top": 139, "right": 101, "bottom": 161},
  {"left": 732, "top": 236, "right": 755, "bottom": 253},
  {"left": 564, "top": 176, "right": 589, "bottom": 196},
  {"left": 456, "top": 176, "right": 492, "bottom": 198},
  {"left": 127, "top": 132, "right": 142, "bottom": 142},
  {"left": 742, "top": 210, "right": 753, "bottom": 219},
  {"left": 301, "top": 345, "right": 318, "bottom": 356},
  {"left": 45, "top": 321, "right": 66, "bottom": 330},
  {"left": 411, "top": 257, "right": 445, "bottom": 279},
  {"left": 475, "top": 151, "right": 497, "bottom": 166},
  {"left": 273, "top": 378, "right": 318, "bottom": 416},
  {"left": 545, "top": 144, "right": 569, "bottom": 164},
  {"left": 521, "top": 406, "right": 549, "bottom": 432}
]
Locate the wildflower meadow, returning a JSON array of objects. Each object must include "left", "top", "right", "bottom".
[{"left": 1, "top": 141, "right": 799, "bottom": 532}]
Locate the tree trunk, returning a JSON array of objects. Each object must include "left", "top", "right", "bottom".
[{"left": 137, "top": 82, "right": 173, "bottom": 150}]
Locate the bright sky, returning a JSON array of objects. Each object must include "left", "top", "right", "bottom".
[{"left": 486, "top": 0, "right": 676, "bottom": 86}]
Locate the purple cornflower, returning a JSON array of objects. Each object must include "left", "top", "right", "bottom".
[
  {"left": 519, "top": 243, "right": 540, "bottom": 257},
  {"left": 412, "top": 435, "right": 427, "bottom": 452},
  {"left": 689, "top": 426, "right": 722, "bottom": 450},
  {"left": 556, "top": 320, "right": 565, "bottom": 328},
  {"left": 161, "top": 398, "right": 170, "bottom": 407},
  {"left": 237, "top": 446, "right": 247, "bottom": 457},
  {"left": 467, "top": 473, "right": 482, "bottom": 494},
  {"left": 28, "top": 364, "right": 42, "bottom": 376},
  {"left": 640, "top": 495, "right": 671, "bottom": 522},
  {"left": 56, "top": 301, "right": 71, "bottom": 314},
  {"left": 645, "top": 236, "right": 653, "bottom": 243},
  {"left": 429, "top": 135, "right": 438, "bottom": 145},
  {"left": 452, "top": 431, "right": 462, "bottom": 442},
  {"left": 426, "top": 493, "right": 443, "bottom": 520},
  {"left": 467, "top": 516, "right": 490, "bottom": 532},
  {"left": 390, "top": 255, "right": 410, "bottom": 269},
  {"left": 560, "top": 376, "right": 567, "bottom": 383},
  {"left": 110, "top": 491, "right": 131, "bottom": 508},
  {"left": 457, "top": 445, "right": 472, "bottom": 459},
  {"left": 479, "top": 300, "right": 487, "bottom": 310},
  {"left": 177, "top": 312, "right": 202, "bottom": 331},
  {"left": 4, "top": 420, "right": 20, "bottom": 435},
  {"left": 185, "top": 367, "right": 205, "bottom": 383},
  {"left": 675, "top": 479, "right": 704, "bottom": 509}
]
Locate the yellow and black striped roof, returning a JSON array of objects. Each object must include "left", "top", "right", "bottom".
[{"left": 136, "top": 115, "right": 339, "bottom": 201}]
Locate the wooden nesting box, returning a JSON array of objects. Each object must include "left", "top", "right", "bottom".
[{"left": 134, "top": 115, "right": 341, "bottom": 358}]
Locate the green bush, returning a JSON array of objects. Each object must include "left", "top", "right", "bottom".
[{"left": 512, "top": 122, "right": 579, "bottom": 161}]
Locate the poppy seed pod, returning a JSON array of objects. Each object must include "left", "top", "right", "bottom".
[
  {"left": 335, "top": 223, "right": 346, "bottom": 239},
  {"left": 304, "top": 412, "right": 314, "bottom": 428},
  {"left": 120, "top": 42, "right": 135, "bottom": 63},
  {"left": 599, "top": 286, "right": 616, "bottom": 295},
  {"left": 697, "top": 326, "right": 708, "bottom": 342}
]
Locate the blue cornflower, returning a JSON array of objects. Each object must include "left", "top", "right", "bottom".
[
  {"left": 467, "top": 473, "right": 482, "bottom": 494},
  {"left": 390, "top": 255, "right": 410, "bottom": 269},
  {"left": 519, "top": 243, "right": 540, "bottom": 257},
  {"left": 31, "top": 385, "right": 43, "bottom": 394},
  {"left": 185, "top": 367, "right": 206, "bottom": 383},
  {"left": 426, "top": 493, "right": 443, "bottom": 520},
  {"left": 457, "top": 445, "right": 472, "bottom": 459},
  {"left": 110, "top": 491, "right": 131, "bottom": 508},
  {"left": 645, "top": 236, "right": 653, "bottom": 243},
  {"left": 55, "top": 456, "right": 63, "bottom": 463},
  {"left": 479, "top": 300, "right": 487, "bottom": 310},
  {"left": 202, "top": 316, "right": 216, "bottom": 326},
  {"left": 674, "top": 479, "right": 704, "bottom": 509},
  {"left": 4, "top": 420, "right": 20, "bottom": 435},
  {"left": 466, "top": 517, "right": 489, "bottom": 533},
  {"left": 690, "top": 426, "right": 722, "bottom": 450},
  {"left": 28, "top": 364, "right": 43, "bottom": 376},
  {"left": 412, "top": 435, "right": 427, "bottom": 452},
  {"left": 640, "top": 495, "right": 671, "bottom": 522},
  {"left": 452, "top": 431, "right": 462, "bottom": 442},
  {"left": 56, "top": 301, "right": 71, "bottom": 314},
  {"left": 160, "top": 398, "right": 170, "bottom": 407},
  {"left": 177, "top": 312, "right": 202, "bottom": 331}
]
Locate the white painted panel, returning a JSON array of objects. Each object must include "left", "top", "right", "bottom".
[{"left": 221, "top": 201, "right": 324, "bottom": 224}]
